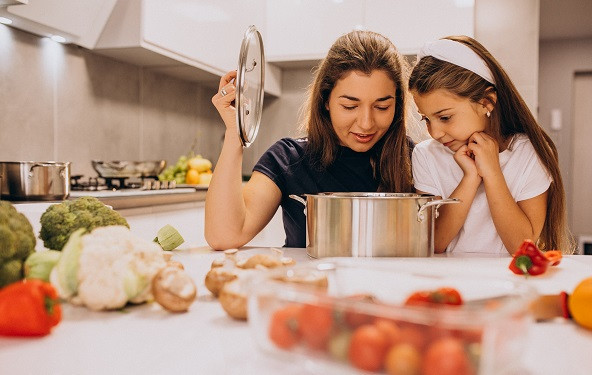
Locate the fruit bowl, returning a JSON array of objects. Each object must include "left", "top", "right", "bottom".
[{"left": 247, "top": 260, "right": 535, "bottom": 375}]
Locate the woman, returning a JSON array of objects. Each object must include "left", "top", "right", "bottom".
[{"left": 206, "top": 30, "right": 414, "bottom": 250}]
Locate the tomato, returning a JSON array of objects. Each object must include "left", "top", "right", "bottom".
[
  {"left": 398, "top": 324, "right": 429, "bottom": 352},
  {"left": 374, "top": 318, "right": 402, "bottom": 347},
  {"left": 339, "top": 294, "right": 377, "bottom": 328},
  {"left": 298, "top": 302, "right": 334, "bottom": 350},
  {"left": 268, "top": 304, "right": 302, "bottom": 349},
  {"left": 348, "top": 324, "right": 389, "bottom": 372},
  {"left": 405, "top": 287, "right": 463, "bottom": 306},
  {"left": 422, "top": 337, "right": 475, "bottom": 375},
  {"left": 384, "top": 343, "right": 422, "bottom": 375}
]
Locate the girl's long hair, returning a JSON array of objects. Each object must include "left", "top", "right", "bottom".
[
  {"left": 409, "top": 35, "right": 573, "bottom": 252},
  {"left": 302, "top": 30, "right": 413, "bottom": 193}
]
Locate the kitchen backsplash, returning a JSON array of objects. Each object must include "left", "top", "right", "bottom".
[{"left": 0, "top": 25, "right": 229, "bottom": 177}]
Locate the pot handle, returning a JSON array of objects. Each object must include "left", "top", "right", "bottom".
[
  {"left": 288, "top": 194, "right": 307, "bottom": 216},
  {"left": 417, "top": 198, "right": 461, "bottom": 222}
]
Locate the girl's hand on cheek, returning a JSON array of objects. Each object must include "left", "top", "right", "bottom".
[
  {"left": 467, "top": 132, "right": 502, "bottom": 179},
  {"left": 453, "top": 145, "right": 480, "bottom": 181}
]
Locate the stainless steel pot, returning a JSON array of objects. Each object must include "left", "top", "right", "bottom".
[
  {"left": 0, "top": 161, "right": 71, "bottom": 201},
  {"left": 289, "top": 193, "right": 459, "bottom": 258}
]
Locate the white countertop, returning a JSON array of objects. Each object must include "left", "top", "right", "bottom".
[{"left": 1, "top": 249, "right": 591, "bottom": 375}]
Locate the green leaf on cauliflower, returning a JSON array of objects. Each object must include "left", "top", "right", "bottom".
[{"left": 51, "top": 228, "right": 85, "bottom": 298}]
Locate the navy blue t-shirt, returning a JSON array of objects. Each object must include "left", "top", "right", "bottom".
[{"left": 254, "top": 137, "right": 411, "bottom": 248}]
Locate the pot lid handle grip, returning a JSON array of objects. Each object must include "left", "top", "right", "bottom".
[{"left": 417, "top": 198, "right": 461, "bottom": 222}]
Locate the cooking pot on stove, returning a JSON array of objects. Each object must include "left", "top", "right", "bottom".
[
  {"left": 0, "top": 161, "right": 71, "bottom": 201},
  {"left": 92, "top": 160, "right": 166, "bottom": 178},
  {"left": 289, "top": 193, "right": 459, "bottom": 258}
]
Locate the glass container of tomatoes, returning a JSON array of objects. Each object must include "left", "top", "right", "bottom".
[{"left": 247, "top": 260, "right": 535, "bottom": 375}]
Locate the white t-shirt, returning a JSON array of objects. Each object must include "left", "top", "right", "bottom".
[{"left": 412, "top": 134, "right": 552, "bottom": 255}]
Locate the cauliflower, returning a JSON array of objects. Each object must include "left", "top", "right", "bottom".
[
  {"left": 0, "top": 201, "right": 36, "bottom": 287},
  {"left": 39, "top": 196, "right": 129, "bottom": 251},
  {"left": 50, "top": 226, "right": 166, "bottom": 311}
]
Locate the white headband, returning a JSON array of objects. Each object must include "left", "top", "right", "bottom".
[{"left": 417, "top": 39, "right": 496, "bottom": 85}]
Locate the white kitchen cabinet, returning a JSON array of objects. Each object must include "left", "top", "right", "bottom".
[
  {"left": 365, "top": 0, "right": 474, "bottom": 55},
  {"left": 94, "top": 0, "right": 281, "bottom": 96},
  {"left": 265, "top": 0, "right": 474, "bottom": 64},
  {"left": 265, "top": 0, "right": 365, "bottom": 64},
  {"left": 0, "top": 0, "right": 116, "bottom": 48},
  {"left": 120, "top": 201, "right": 285, "bottom": 250}
]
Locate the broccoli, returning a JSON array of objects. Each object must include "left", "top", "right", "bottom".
[
  {"left": 0, "top": 201, "right": 36, "bottom": 287},
  {"left": 39, "top": 196, "right": 129, "bottom": 251}
]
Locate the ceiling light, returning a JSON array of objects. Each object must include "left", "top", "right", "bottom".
[
  {"left": 0, "top": 16, "right": 12, "bottom": 25},
  {"left": 50, "top": 34, "right": 66, "bottom": 43}
]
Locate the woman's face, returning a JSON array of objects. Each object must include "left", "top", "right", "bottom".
[
  {"left": 326, "top": 70, "right": 397, "bottom": 152},
  {"left": 412, "top": 89, "right": 490, "bottom": 152}
]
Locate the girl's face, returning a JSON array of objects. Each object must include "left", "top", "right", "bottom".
[
  {"left": 412, "top": 89, "right": 490, "bottom": 152},
  {"left": 326, "top": 70, "right": 397, "bottom": 152}
]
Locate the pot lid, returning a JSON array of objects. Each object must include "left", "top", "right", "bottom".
[{"left": 236, "top": 25, "right": 265, "bottom": 148}]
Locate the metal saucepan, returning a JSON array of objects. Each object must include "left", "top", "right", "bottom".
[
  {"left": 289, "top": 192, "right": 460, "bottom": 258},
  {"left": 91, "top": 160, "right": 166, "bottom": 178},
  {"left": 0, "top": 161, "right": 71, "bottom": 201}
]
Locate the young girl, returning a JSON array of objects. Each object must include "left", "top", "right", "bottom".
[
  {"left": 206, "top": 31, "right": 414, "bottom": 250},
  {"left": 409, "top": 36, "right": 571, "bottom": 255}
]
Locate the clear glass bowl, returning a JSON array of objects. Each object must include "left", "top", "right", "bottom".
[{"left": 247, "top": 260, "right": 535, "bottom": 375}]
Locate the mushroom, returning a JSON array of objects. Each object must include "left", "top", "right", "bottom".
[
  {"left": 273, "top": 269, "right": 329, "bottom": 289},
  {"left": 205, "top": 267, "right": 240, "bottom": 297},
  {"left": 205, "top": 249, "right": 241, "bottom": 297},
  {"left": 153, "top": 266, "right": 197, "bottom": 312},
  {"left": 238, "top": 248, "right": 294, "bottom": 269},
  {"left": 218, "top": 277, "right": 248, "bottom": 320}
]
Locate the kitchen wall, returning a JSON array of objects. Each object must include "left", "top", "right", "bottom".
[
  {"left": 0, "top": 24, "right": 225, "bottom": 177},
  {"left": 539, "top": 38, "right": 592, "bottom": 239}
]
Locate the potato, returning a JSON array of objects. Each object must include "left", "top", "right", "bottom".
[{"left": 153, "top": 266, "right": 197, "bottom": 313}]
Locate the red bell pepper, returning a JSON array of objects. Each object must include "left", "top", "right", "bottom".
[
  {"left": 544, "top": 250, "right": 563, "bottom": 266},
  {"left": 0, "top": 279, "right": 62, "bottom": 337},
  {"left": 509, "top": 240, "right": 550, "bottom": 276}
]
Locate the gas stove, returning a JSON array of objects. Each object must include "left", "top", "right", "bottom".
[
  {"left": 70, "top": 175, "right": 176, "bottom": 191},
  {"left": 69, "top": 175, "right": 197, "bottom": 198}
]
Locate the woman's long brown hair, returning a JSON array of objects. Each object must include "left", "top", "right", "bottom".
[
  {"left": 301, "top": 30, "right": 413, "bottom": 193},
  {"left": 409, "top": 35, "right": 573, "bottom": 253}
]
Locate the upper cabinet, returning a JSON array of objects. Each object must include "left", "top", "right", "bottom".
[
  {"left": 266, "top": 0, "right": 475, "bottom": 65},
  {"left": 1, "top": 0, "right": 473, "bottom": 93},
  {"left": 364, "top": 0, "right": 474, "bottom": 55},
  {"left": 0, "top": 0, "right": 116, "bottom": 48},
  {"left": 265, "top": 0, "right": 365, "bottom": 65},
  {"left": 94, "top": 0, "right": 281, "bottom": 96}
]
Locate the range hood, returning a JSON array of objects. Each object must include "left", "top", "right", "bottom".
[
  {"left": 0, "top": 0, "right": 27, "bottom": 6},
  {"left": 0, "top": 0, "right": 116, "bottom": 48}
]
